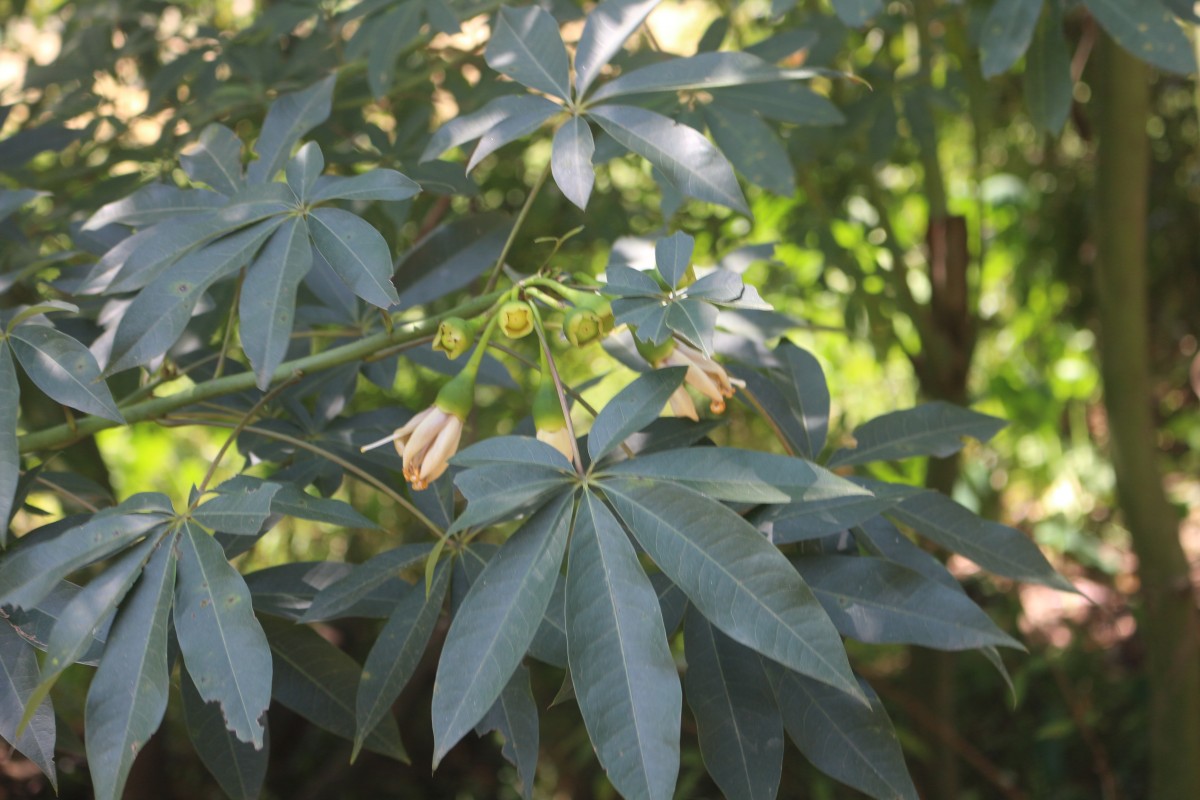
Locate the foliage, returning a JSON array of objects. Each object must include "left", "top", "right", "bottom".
[{"left": 1, "top": 0, "right": 1191, "bottom": 798}]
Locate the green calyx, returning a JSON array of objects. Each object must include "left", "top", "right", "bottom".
[
  {"left": 433, "top": 317, "right": 476, "bottom": 360},
  {"left": 564, "top": 307, "right": 604, "bottom": 347},
  {"left": 499, "top": 300, "right": 535, "bottom": 339},
  {"left": 434, "top": 366, "right": 476, "bottom": 420},
  {"left": 634, "top": 334, "right": 676, "bottom": 364}
]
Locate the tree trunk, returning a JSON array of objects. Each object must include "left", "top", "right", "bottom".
[{"left": 1093, "top": 34, "right": 1200, "bottom": 800}]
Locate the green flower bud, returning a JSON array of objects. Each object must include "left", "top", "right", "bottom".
[
  {"left": 433, "top": 317, "right": 474, "bottom": 360},
  {"left": 434, "top": 365, "right": 477, "bottom": 420},
  {"left": 633, "top": 334, "right": 676, "bottom": 365},
  {"left": 499, "top": 300, "right": 534, "bottom": 339},
  {"left": 564, "top": 307, "right": 604, "bottom": 347}
]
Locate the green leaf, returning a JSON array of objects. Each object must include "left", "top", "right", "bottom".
[
  {"left": 2, "top": 580, "right": 109, "bottom": 666},
  {"left": 711, "top": 83, "right": 845, "bottom": 126},
  {"left": 4, "top": 300, "right": 79, "bottom": 333},
  {"left": 980, "top": 0, "right": 1042, "bottom": 78},
  {"left": 655, "top": 231, "right": 694, "bottom": 288},
  {"left": 0, "top": 510, "right": 166, "bottom": 610},
  {"left": 181, "top": 123, "right": 245, "bottom": 195},
  {"left": 301, "top": 543, "right": 433, "bottom": 623},
  {"left": 450, "top": 466, "right": 576, "bottom": 534},
  {"left": 106, "top": 217, "right": 282, "bottom": 374},
  {"left": 485, "top": 6, "right": 572, "bottom": 100},
  {"left": 551, "top": 116, "right": 596, "bottom": 210},
  {"left": 587, "top": 366, "right": 687, "bottom": 462},
  {"left": 270, "top": 483, "right": 377, "bottom": 529},
  {"left": 589, "top": 105, "right": 749, "bottom": 214},
  {"left": 421, "top": 95, "right": 562, "bottom": 162},
  {"left": 826, "top": 401, "right": 1006, "bottom": 468},
  {"left": 889, "top": 491, "right": 1074, "bottom": 590},
  {"left": 601, "top": 479, "right": 863, "bottom": 700},
  {"left": 474, "top": 663, "right": 539, "bottom": 800},
  {"left": 528, "top": 574, "right": 567, "bottom": 668},
  {"left": 431, "top": 492, "right": 574, "bottom": 764},
  {"left": 9, "top": 323, "right": 124, "bottom": 422},
  {"left": 0, "top": 624, "right": 57, "bottom": 791},
  {"left": 735, "top": 342, "right": 830, "bottom": 460},
  {"left": 260, "top": 616, "right": 407, "bottom": 762},
  {"left": 830, "top": 0, "right": 883, "bottom": 27},
  {"left": 663, "top": 296, "right": 717, "bottom": 354},
  {"left": 1025, "top": 3, "right": 1073, "bottom": 135},
  {"left": 394, "top": 212, "right": 511, "bottom": 307},
  {"left": 702, "top": 104, "right": 795, "bottom": 196},
  {"left": 575, "top": 0, "right": 664, "bottom": 98},
  {"left": 174, "top": 522, "right": 272, "bottom": 748},
  {"left": 567, "top": 491, "right": 681, "bottom": 800},
  {"left": 248, "top": 75, "right": 336, "bottom": 184},
  {"left": 793, "top": 555, "right": 1024, "bottom": 650},
  {"left": 181, "top": 667, "right": 268, "bottom": 800},
  {"left": 0, "top": 347, "right": 19, "bottom": 539},
  {"left": 355, "top": 563, "right": 449, "bottom": 759},
  {"left": 84, "top": 533, "right": 177, "bottom": 800},
  {"left": 683, "top": 609, "right": 782, "bottom": 800},
  {"left": 366, "top": 2, "right": 424, "bottom": 98},
  {"left": 308, "top": 207, "right": 400, "bottom": 308},
  {"left": 754, "top": 479, "right": 919, "bottom": 545},
  {"left": 774, "top": 670, "right": 917, "bottom": 800},
  {"left": 193, "top": 482, "right": 282, "bottom": 535},
  {"left": 285, "top": 141, "right": 323, "bottom": 202},
  {"left": 241, "top": 217, "right": 313, "bottom": 388},
  {"left": 591, "top": 51, "right": 820, "bottom": 102},
  {"left": 84, "top": 183, "right": 225, "bottom": 230},
  {"left": 0, "top": 188, "right": 45, "bottom": 225},
  {"left": 453, "top": 435, "right": 576, "bottom": 471},
  {"left": 466, "top": 100, "right": 562, "bottom": 172},
  {"left": 311, "top": 169, "right": 421, "bottom": 203},
  {"left": 604, "top": 447, "right": 868, "bottom": 504},
  {"left": 1083, "top": 0, "right": 1196, "bottom": 74}
]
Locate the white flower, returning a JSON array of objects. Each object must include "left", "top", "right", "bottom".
[
  {"left": 536, "top": 425, "right": 575, "bottom": 463},
  {"left": 360, "top": 406, "right": 464, "bottom": 491},
  {"left": 660, "top": 342, "right": 744, "bottom": 414}
]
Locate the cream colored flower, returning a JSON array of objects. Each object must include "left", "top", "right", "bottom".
[
  {"left": 667, "top": 385, "right": 699, "bottom": 421},
  {"left": 360, "top": 406, "right": 464, "bottom": 491},
  {"left": 536, "top": 425, "right": 575, "bottom": 463},
  {"left": 660, "top": 342, "right": 744, "bottom": 414}
]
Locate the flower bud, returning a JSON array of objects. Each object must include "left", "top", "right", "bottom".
[
  {"left": 433, "top": 317, "right": 474, "bottom": 360},
  {"left": 499, "top": 300, "right": 534, "bottom": 339},
  {"left": 564, "top": 307, "right": 603, "bottom": 347},
  {"left": 633, "top": 334, "right": 676, "bottom": 365},
  {"left": 533, "top": 369, "right": 574, "bottom": 464}
]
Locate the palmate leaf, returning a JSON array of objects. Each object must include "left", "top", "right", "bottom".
[
  {"left": 247, "top": 75, "right": 336, "bottom": 185},
  {"left": 8, "top": 323, "right": 124, "bottom": 422},
  {"left": 84, "top": 183, "right": 225, "bottom": 230},
  {"left": 421, "top": 95, "right": 559, "bottom": 162},
  {"left": 355, "top": 562, "right": 449, "bottom": 759},
  {"left": 259, "top": 616, "right": 408, "bottom": 762},
  {"left": 792, "top": 555, "right": 1024, "bottom": 651},
  {"left": 181, "top": 123, "right": 244, "bottom": 196},
  {"left": 0, "top": 346, "right": 19, "bottom": 539},
  {"left": 683, "top": 610, "right": 782, "bottom": 800},
  {"left": 84, "top": 532, "right": 177, "bottom": 800},
  {"left": 300, "top": 542, "right": 432, "bottom": 623},
  {"left": 529, "top": 574, "right": 567, "bottom": 668},
  {"left": 980, "top": 0, "right": 1043, "bottom": 78},
  {"left": 431, "top": 492, "right": 574, "bottom": 764},
  {"left": 394, "top": 212, "right": 511, "bottom": 307},
  {"left": 600, "top": 479, "right": 863, "bottom": 701},
  {"left": 710, "top": 83, "right": 845, "bottom": 126},
  {"left": 588, "top": 105, "right": 749, "bottom": 215},
  {"left": 311, "top": 169, "right": 421, "bottom": 204},
  {"left": 174, "top": 522, "right": 272, "bottom": 748},
  {"left": 604, "top": 446, "right": 867, "bottom": 504},
  {"left": 449, "top": 464, "right": 576, "bottom": 533},
  {"left": 474, "top": 663, "right": 539, "bottom": 800},
  {"left": 734, "top": 341, "right": 830, "bottom": 460},
  {"left": 655, "top": 231, "right": 694, "bottom": 288},
  {"left": 193, "top": 482, "right": 281, "bottom": 535},
  {"left": 0, "top": 624, "right": 57, "bottom": 791},
  {"left": 240, "top": 217, "right": 313, "bottom": 388},
  {"left": 3, "top": 580, "right": 110, "bottom": 666},
  {"left": 574, "top": 0, "right": 664, "bottom": 98},
  {"left": 181, "top": 668, "right": 268, "bottom": 800},
  {"left": 247, "top": 561, "right": 401, "bottom": 621},
  {"left": 551, "top": 116, "right": 596, "bottom": 210},
  {"left": 285, "top": 142, "right": 323, "bottom": 203},
  {"left": 889, "top": 490, "right": 1074, "bottom": 590},
  {"left": 466, "top": 100, "right": 562, "bottom": 173},
  {"left": 1083, "top": 0, "right": 1196, "bottom": 74},
  {"left": 485, "top": 6, "right": 571, "bottom": 101},
  {"left": 587, "top": 366, "right": 687, "bottom": 462},
  {"left": 568, "top": 491, "right": 680, "bottom": 800},
  {"left": 826, "top": 401, "right": 1006, "bottom": 468},
  {"left": 753, "top": 479, "right": 919, "bottom": 545}
]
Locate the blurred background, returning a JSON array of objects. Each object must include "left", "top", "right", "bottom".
[{"left": 1, "top": 0, "right": 1197, "bottom": 797}]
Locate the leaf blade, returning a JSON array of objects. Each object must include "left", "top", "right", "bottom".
[{"left": 9, "top": 324, "right": 123, "bottom": 422}]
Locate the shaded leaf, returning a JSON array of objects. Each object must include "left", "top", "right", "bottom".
[
  {"left": 889, "top": 491, "right": 1074, "bottom": 590},
  {"left": 241, "top": 217, "right": 314, "bottom": 388},
  {"left": 587, "top": 366, "right": 687, "bottom": 461},
  {"left": 1083, "top": 0, "right": 1196, "bottom": 74},
  {"left": 485, "top": 6, "right": 572, "bottom": 100},
  {"left": 567, "top": 491, "right": 680, "bottom": 800},
  {"left": 301, "top": 543, "right": 433, "bottom": 623},
  {"left": 474, "top": 663, "right": 539, "bottom": 800},
  {"left": 980, "top": 0, "right": 1042, "bottom": 78},
  {"left": 84, "top": 184, "right": 225, "bottom": 230},
  {"left": 181, "top": 123, "right": 244, "bottom": 195},
  {"left": 703, "top": 104, "right": 795, "bottom": 196},
  {"left": 591, "top": 51, "right": 820, "bottom": 102},
  {"left": 260, "top": 616, "right": 407, "bottom": 762},
  {"left": 85, "top": 533, "right": 176, "bottom": 800},
  {"left": 754, "top": 479, "right": 919, "bottom": 545},
  {"left": 1025, "top": 3, "right": 1073, "bottom": 135},
  {"left": 311, "top": 169, "right": 420, "bottom": 203},
  {"left": 431, "top": 492, "right": 574, "bottom": 764},
  {"left": 826, "top": 401, "right": 1006, "bottom": 468},
  {"left": 9, "top": 323, "right": 123, "bottom": 422},
  {"left": 181, "top": 668, "right": 268, "bottom": 800},
  {"left": 551, "top": 116, "right": 596, "bottom": 209},
  {"left": 194, "top": 482, "right": 282, "bottom": 535},
  {"left": 655, "top": 231, "right": 694, "bottom": 289},
  {"left": 174, "top": 523, "right": 271, "bottom": 747},
  {"left": 450, "top": 466, "right": 575, "bottom": 533},
  {"left": 0, "top": 347, "right": 19, "bottom": 539},
  {"left": 355, "top": 563, "right": 449, "bottom": 758},
  {"left": 574, "top": 0, "right": 664, "bottom": 98},
  {"left": 830, "top": 0, "right": 883, "bottom": 27},
  {"left": 684, "top": 609, "right": 782, "bottom": 800},
  {"left": 308, "top": 207, "right": 400, "bottom": 308},
  {"left": 711, "top": 83, "right": 845, "bottom": 126},
  {"left": 248, "top": 75, "right": 336, "bottom": 184},
  {"left": 285, "top": 141, "right": 323, "bottom": 202},
  {"left": 0, "top": 624, "right": 57, "bottom": 790},
  {"left": 453, "top": 435, "right": 575, "bottom": 471},
  {"left": 421, "top": 95, "right": 559, "bottom": 162},
  {"left": 466, "top": 101, "right": 561, "bottom": 172},
  {"left": 601, "top": 479, "right": 862, "bottom": 700},
  {"left": 589, "top": 105, "right": 749, "bottom": 214},
  {"left": 395, "top": 212, "right": 510, "bottom": 307}
]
